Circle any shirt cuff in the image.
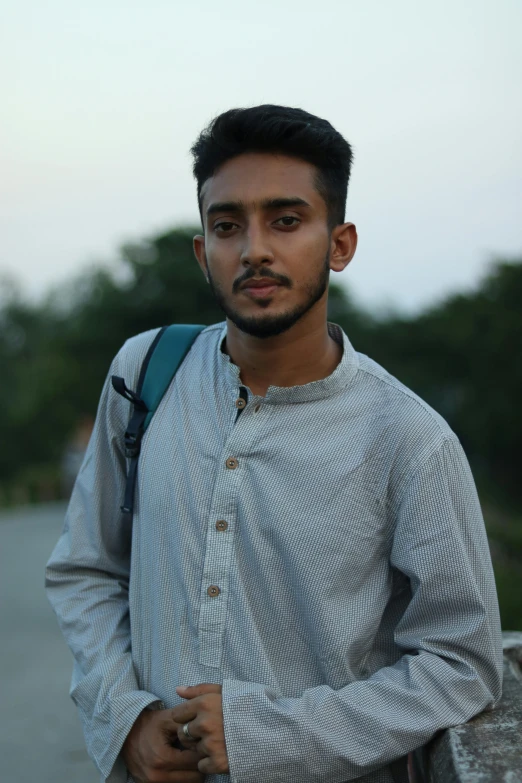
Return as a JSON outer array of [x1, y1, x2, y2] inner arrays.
[[222, 678, 298, 783], [93, 691, 165, 783]]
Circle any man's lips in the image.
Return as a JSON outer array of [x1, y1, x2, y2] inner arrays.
[[240, 279, 283, 289], [240, 281, 282, 299]]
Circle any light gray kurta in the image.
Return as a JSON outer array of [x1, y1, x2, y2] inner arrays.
[[46, 321, 503, 783]]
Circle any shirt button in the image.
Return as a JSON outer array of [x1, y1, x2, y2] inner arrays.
[[225, 457, 239, 469], [216, 520, 228, 531], [235, 398, 246, 409], [207, 585, 221, 597], [254, 404, 261, 413]]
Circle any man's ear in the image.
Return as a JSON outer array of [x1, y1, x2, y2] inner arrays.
[[193, 234, 209, 281], [329, 223, 358, 273]]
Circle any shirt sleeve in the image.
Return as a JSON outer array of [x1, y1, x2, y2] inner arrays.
[[45, 350, 161, 783], [221, 436, 504, 783]]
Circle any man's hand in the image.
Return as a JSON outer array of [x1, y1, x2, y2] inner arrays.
[[121, 707, 205, 783], [171, 683, 229, 776]]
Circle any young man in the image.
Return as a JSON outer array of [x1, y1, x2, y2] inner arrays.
[[46, 106, 503, 783]]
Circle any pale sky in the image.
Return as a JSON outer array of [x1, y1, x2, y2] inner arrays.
[[2, 0, 521, 313]]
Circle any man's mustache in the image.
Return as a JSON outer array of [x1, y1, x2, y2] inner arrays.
[[233, 271, 291, 291]]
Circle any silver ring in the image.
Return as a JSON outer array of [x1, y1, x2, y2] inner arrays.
[[182, 722, 196, 741]]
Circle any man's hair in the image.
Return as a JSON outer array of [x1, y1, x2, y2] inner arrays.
[[191, 105, 353, 229]]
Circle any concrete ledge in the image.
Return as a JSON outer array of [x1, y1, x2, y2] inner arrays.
[[424, 632, 522, 783]]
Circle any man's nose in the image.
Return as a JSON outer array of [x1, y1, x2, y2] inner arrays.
[[239, 225, 275, 268]]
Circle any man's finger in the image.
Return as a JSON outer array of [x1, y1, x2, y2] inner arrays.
[[198, 754, 228, 775], [176, 721, 200, 746], [176, 683, 222, 698], [166, 731, 197, 752], [198, 755, 214, 775], [169, 699, 200, 723]]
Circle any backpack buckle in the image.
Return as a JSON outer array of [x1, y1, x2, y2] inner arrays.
[[124, 430, 142, 459]]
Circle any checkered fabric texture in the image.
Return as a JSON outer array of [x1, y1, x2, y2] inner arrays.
[[45, 321, 503, 783]]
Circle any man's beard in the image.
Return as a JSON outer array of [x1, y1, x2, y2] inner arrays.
[[206, 252, 331, 339]]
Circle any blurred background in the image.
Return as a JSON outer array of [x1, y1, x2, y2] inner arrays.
[[1, 1, 521, 780]]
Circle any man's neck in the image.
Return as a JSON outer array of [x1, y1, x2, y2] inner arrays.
[[222, 319, 343, 398]]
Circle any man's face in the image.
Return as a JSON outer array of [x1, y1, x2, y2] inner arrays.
[[194, 152, 336, 339]]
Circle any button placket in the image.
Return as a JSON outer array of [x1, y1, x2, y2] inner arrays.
[[198, 390, 268, 668]]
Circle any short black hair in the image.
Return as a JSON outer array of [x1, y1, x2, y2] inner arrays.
[[191, 105, 354, 229]]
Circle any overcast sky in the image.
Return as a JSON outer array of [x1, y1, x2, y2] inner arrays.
[[2, 0, 521, 313]]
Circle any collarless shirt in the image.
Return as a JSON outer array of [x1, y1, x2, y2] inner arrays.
[[46, 321, 503, 783]]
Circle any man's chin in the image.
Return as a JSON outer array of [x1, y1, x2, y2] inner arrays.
[[226, 311, 300, 339]]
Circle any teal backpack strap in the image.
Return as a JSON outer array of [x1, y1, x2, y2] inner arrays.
[[111, 323, 205, 522], [140, 324, 206, 428]]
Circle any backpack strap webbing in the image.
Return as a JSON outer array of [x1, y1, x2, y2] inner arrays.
[[111, 323, 206, 523]]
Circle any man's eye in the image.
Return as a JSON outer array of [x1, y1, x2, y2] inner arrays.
[[215, 222, 237, 232], [275, 216, 300, 227]]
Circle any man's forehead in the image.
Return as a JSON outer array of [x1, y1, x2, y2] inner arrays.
[[199, 152, 320, 212]]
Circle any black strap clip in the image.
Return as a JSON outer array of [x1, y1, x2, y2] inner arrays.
[[111, 376, 148, 410], [112, 375, 149, 458], [111, 376, 150, 516]]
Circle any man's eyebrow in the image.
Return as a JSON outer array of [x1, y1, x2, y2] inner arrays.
[[206, 197, 311, 217], [260, 197, 311, 210], [206, 201, 244, 217]]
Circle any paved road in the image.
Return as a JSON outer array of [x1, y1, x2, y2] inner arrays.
[[0, 503, 98, 782]]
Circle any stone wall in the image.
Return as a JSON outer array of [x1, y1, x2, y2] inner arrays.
[[418, 631, 522, 782]]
